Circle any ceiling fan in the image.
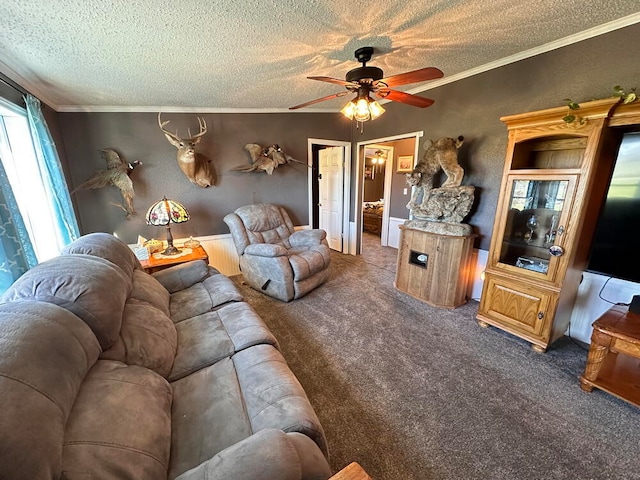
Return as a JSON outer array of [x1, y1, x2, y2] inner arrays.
[[289, 46, 444, 122]]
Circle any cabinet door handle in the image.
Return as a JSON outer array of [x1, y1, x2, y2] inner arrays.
[[538, 311, 545, 319], [549, 245, 564, 257]]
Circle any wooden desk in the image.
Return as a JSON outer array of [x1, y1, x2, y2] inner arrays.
[[139, 245, 209, 274], [329, 462, 372, 480], [579, 304, 640, 407]]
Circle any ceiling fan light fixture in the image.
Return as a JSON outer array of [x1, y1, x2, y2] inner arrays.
[[369, 99, 385, 119], [341, 100, 357, 119], [342, 93, 385, 123], [354, 97, 371, 122], [372, 149, 386, 164]]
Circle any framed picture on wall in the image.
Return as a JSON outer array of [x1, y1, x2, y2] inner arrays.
[[397, 155, 414, 172]]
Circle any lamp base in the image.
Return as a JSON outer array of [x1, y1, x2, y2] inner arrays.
[[161, 245, 181, 256]]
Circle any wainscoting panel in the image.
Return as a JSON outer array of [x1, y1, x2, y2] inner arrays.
[[176, 234, 240, 277], [387, 217, 406, 249]]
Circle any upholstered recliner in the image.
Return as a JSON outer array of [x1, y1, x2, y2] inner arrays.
[[224, 204, 331, 302]]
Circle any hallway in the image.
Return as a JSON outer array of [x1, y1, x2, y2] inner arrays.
[[360, 231, 398, 273]]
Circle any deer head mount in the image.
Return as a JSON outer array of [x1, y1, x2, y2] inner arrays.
[[157, 113, 216, 187]]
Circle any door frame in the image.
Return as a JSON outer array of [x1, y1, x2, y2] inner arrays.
[[355, 131, 424, 254], [307, 138, 351, 253], [362, 144, 394, 246]]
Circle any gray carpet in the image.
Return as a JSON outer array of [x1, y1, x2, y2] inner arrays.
[[231, 247, 640, 480]]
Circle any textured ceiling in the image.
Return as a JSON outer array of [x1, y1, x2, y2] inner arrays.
[[1, 1, 639, 112]]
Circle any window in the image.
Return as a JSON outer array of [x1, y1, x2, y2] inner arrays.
[[0, 97, 72, 262]]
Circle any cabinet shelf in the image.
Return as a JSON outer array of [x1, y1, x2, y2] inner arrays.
[[502, 238, 552, 251]]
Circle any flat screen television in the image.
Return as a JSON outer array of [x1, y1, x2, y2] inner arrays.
[[587, 131, 640, 283]]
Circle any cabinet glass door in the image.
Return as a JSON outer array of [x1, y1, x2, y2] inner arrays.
[[495, 175, 577, 281]]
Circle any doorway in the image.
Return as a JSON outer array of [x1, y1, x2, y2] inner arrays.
[[362, 144, 394, 246], [307, 138, 351, 253], [356, 131, 424, 255]]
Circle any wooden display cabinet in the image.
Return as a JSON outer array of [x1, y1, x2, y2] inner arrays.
[[395, 224, 476, 308], [477, 98, 622, 351]]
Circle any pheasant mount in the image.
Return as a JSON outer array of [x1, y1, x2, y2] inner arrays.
[[71, 148, 141, 219]]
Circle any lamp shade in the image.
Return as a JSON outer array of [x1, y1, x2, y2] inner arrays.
[[146, 197, 190, 226], [145, 197, 190, 256]]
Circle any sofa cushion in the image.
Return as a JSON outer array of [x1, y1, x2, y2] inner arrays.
[[152, 260, 210, 294], [61, 231, 142, 277], [101, 299, 177, 378], [169, 344, 327, 478], [288, 246, 331, 281], [170, 274, 243, 323], [174, 430, 332, 480], [131, 269, 171, 317], [233, 344, 328, 457], [62, 360, 172, 479], [168, 302, 278, 382], [0, 254, 131, 350], [0, 301, 101, 479], [169, 356, 253, 479]]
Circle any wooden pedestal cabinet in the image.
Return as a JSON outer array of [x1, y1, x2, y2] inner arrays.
[[395, 225, 475, 308], [478, 98, 623, 352]]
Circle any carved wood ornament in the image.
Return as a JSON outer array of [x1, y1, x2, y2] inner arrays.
[[157, 113, 216, 187]]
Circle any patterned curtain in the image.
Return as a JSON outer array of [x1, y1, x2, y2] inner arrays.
[[0, 159, 37, 294], [25, 94, 79, 244]]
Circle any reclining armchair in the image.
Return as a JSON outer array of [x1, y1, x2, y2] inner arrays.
[[224, 204, 331, 302]]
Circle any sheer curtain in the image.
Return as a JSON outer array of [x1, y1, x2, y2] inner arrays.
[[25, 94, 79, 245], [0, 159, 37, 293]]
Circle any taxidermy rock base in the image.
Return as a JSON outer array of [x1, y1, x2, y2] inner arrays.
[[405, 136, 475, 236]]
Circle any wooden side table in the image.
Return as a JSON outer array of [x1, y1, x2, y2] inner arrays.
[[139, 245, 209, 274], [329, 462, 372, 480], [579, 304, 640, 407]]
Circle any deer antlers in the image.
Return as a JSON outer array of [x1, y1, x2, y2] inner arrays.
[[157, 113, 215, 187]]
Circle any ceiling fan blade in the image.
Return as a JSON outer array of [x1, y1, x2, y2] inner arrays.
[[376, 89, 435, 108], [289, 91, 351, 110], [308, 76, 359, 88], [377, 67, 444, 87]]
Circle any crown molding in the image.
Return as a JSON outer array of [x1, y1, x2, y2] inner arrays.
[[55, 105, 342, 113], [405, 12, 640, 97], [0, 59, 60, 110]]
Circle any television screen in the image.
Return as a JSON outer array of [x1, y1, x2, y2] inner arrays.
[[587, 131, 640, 283]]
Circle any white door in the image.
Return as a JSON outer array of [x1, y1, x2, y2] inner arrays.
[[319, 146, 344, 251]]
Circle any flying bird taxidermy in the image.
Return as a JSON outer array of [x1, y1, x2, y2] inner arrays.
[[158, 113, 216, 187], [230, 144, 307, 175], [72, 148, 141, 218]]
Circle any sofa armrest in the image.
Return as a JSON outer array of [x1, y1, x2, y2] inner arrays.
[[244, 243, 288, 257], [151, 260, 209, 293], [289, 229, 326, 248], [174, 429, 331, 480]]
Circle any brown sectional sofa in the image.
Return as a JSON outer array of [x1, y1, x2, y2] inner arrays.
[[0, 233, 331, 479]]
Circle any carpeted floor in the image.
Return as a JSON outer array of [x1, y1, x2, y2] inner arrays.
[[231, 242, 640, 480]]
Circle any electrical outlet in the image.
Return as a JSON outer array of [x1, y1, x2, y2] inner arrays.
[[403, 188, 408, 195]]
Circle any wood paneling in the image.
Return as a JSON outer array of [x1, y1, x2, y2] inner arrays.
[[395, 226, 475, 308]]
